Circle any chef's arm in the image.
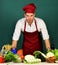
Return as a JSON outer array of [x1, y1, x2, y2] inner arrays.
[[12, 20, 21, 49], [12, 40, 18, 49], [44, 39, 51, 51]]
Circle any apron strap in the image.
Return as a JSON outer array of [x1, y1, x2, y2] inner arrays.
[[24, 20, 26, 32], [34, 19, 38, 31]]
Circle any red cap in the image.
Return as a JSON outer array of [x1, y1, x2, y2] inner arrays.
[[23, 3, 36, 13]]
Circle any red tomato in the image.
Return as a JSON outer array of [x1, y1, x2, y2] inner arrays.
[[20, 55, 24, 59], [0, 56, 5, 63], [17, 49, 24, 59]]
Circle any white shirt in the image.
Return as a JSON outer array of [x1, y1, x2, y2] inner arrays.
[[12, 17, 49, 41]]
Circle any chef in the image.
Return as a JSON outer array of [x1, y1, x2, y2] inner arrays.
[[12, 3, 51, 55]]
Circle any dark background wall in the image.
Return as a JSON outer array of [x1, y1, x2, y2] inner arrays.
[[0, 0, 58, 51]]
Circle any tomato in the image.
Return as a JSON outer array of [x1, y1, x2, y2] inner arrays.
[[20, 55, 24, 59], [0, 56, 5, 63], [17, 49, 24, 59]]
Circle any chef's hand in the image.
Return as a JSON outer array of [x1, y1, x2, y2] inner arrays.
[[45, 39, 51, 51], [11, 48, 17, 54], [47, 47, 51, 51], [12, 40, 17, 49], [11, 40, 17, 54]]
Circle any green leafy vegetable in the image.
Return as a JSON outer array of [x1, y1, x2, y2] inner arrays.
[[52, 49, 58, 60], [4, 51, 14, 62], [4, 51, 21, 62]]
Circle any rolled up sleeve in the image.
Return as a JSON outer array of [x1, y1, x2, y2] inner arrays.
[[40, 20, 49, 40], [12, 21, 21, 41]]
